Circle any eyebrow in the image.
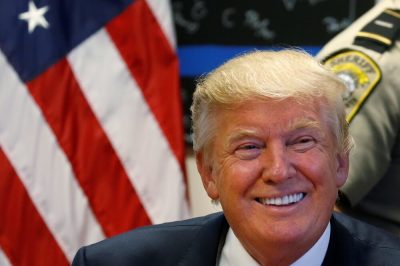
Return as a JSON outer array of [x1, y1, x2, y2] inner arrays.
[[226, 129, 260, 147], [225, 117, 323, 148], [288, 117, 322, 132]]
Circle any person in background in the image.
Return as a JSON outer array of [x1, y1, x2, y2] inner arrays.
[[72, 49, 400, 265], [317, 0, 400, 236]]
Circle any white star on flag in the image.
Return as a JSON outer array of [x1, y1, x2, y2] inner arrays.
[[19, 1, 49, 33]]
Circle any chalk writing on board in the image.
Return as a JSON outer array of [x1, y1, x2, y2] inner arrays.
[[173, 0, 362, 41], [243, 10, 275, 41], [322, 0, 356, 33], [173, 0, 207, 34], [173, 3, 276, 40], [323, 17, 351, 33], [221, 7, 235, 28], [282, 0, 326, 11]]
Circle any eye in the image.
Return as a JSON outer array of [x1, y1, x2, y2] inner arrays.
[[290, 136, 316, 152], [234, 143, 262, 160], [298, 137, 314, 144], [240, 144, 258, 150]]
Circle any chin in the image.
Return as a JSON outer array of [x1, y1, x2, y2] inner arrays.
[[259, 219, 318, 244]]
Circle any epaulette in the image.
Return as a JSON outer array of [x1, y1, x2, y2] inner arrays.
[[353, 9, 400, 53]]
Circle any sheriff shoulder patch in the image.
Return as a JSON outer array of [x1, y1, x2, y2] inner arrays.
[[323, 50, 382, 122]]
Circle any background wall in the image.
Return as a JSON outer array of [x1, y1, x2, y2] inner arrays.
[[186, 150, 222, 217]]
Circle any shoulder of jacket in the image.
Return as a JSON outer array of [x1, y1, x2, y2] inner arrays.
[[333, 213, 400, 251], [74, 213, 226, 265], [317, 2, 400, 122], [318, 0, 400, 60]]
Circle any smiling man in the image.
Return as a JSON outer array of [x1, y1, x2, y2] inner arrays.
[[198, 98, 347, 265], [73, 50, 400, 266]]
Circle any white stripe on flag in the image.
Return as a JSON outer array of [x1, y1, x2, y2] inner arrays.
[[0, 247, 11, 266], [0, 51, 105, 261], [145, 0, 176, 49], [68, 29, 190, 224]]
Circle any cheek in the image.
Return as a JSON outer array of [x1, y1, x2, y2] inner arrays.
[[296, 153, 338, 188], [217, 160, 262, 196]]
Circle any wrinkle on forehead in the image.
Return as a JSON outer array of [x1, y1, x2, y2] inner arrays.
[[289, 117, 323, 132], [225, 116, 323, 141]]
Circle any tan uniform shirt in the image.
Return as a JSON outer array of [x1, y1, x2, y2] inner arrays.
[[317, 0, 400, 235]]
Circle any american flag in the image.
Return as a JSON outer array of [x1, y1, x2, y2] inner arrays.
[[0, 0, 190, 264]]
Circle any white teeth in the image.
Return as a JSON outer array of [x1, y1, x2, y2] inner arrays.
[[260, 193, 305, 206]]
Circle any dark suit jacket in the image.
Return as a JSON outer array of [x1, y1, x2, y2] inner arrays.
[[72, 212, 400, 265]]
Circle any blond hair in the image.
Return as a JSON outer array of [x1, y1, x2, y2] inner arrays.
[[191, 49, 352, 157]]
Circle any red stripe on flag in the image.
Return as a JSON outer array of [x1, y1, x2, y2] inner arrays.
[[106, 0, 186, 173], [0, 149, 69, 266], [26, 59, 151, 236]]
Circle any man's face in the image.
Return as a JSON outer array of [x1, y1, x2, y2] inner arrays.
[[197, 98, 348, 259]]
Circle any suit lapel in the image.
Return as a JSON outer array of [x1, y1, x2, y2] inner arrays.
[[322, 214, 361, 266], [179, 213, 229, 266]]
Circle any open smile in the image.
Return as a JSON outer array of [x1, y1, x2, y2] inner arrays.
[[257, 193, 306, 206]]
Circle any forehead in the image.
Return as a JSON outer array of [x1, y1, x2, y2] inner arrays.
[[215, 100, 336, 150], [215, 99, 324, 131], [226, 117, 323, 141]]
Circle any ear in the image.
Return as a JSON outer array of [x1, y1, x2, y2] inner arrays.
[[196, 151, 219, 200], [335, 151, 349, 187]]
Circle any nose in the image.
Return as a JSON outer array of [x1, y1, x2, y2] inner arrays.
[[261, 142, 296, 184]]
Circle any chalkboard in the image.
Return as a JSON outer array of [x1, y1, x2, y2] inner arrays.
[[173, 0, 375, 45]]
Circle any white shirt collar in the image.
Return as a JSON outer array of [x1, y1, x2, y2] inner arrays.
[[219, 223, 331, 266]]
